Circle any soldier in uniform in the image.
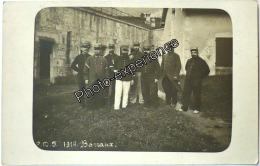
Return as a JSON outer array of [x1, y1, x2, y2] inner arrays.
[[161, 44, 182, 108], [71, 42, 91, 109], [105, 43, 119, 105], [129, 42, 144, 104], [84, 43, 109, 110], [114, 45, 134, 110], [179, 47, 210, 114], [140, 44, 161, 109]]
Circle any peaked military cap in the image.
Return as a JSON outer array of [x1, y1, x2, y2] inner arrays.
[[143, 43, 151, 51], [81, 41, 91, 48], [133, 42, 140, 47], [121, 45, 129, 51], [94, 43, 102, 50], [100, 44, 107, 49], [108, 43, 115, 49], [190, 47, 198, 52]]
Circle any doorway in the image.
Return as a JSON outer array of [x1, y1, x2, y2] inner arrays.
[[39, 40, 54, 79]]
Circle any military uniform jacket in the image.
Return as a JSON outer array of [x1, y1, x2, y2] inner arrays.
[[84, 55, 109, 86], [114, 56, 134, 81], [140, 59, 160, 80], [132, 50, 144, 72], [161, 52, 182, 92], [71, 53, 91, 80], [185, 57, 210, 79], [161, 52, 181, 81], [105, 53, 119, 78]]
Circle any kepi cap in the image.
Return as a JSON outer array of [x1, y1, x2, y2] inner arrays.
[[94, 43, 102, 50], [190, 47, 198, 52], [121, 45, 129, 51], [108, 43, 115, 49], [81, 41, 91, 48], [143, 43, 151, 51], [100, 44, 107, 49], [133, 42, 140, 47]]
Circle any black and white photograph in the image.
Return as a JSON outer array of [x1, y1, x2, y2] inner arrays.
[[33, 7, 232, 152], [2, 0, 258, 165]]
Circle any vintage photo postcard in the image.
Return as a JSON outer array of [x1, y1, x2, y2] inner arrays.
[[2, 0, 258, 165]]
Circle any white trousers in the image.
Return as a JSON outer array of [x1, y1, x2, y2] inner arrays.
[[114, 80, 131, 110]]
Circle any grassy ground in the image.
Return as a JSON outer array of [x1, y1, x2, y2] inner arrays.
[[177, 75, 232, 121], [33, 75, 232, 151]]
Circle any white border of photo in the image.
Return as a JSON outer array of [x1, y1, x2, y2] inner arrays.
[[2, 0, 258, 165]]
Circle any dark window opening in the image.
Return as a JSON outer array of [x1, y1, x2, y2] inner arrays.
[[216, 38, 232, 67]]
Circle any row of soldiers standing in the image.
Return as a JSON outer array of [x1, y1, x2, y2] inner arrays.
[[71, 41, 210, 113]]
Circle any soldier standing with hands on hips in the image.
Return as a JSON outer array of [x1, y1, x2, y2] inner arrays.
[[178, 47, 210, 114], [84, 43, 109, 110], [71, 42, 92, 110], [161, 43, 182, 109]]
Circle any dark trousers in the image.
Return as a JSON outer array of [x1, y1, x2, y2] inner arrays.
[[141, 74, 159, 107], [77, 78, 86, 107], [87, 86, 105, 109], [104, 72, 116, 105], [109, 80, 116, 105], [104, 78, 116, 105], [162, 76, 178, 105], [181, 76, 202, 111]]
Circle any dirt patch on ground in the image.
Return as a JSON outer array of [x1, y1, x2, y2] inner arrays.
[[180, 109, 231, 150]]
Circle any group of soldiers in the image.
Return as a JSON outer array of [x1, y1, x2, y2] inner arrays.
[[71, 41, 210, 114]]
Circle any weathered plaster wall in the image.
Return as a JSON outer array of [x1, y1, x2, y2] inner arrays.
[[151, 28, 164, 64], [183, 9, 232, 75], [35, 7, 150, 83], [162, 8, 232, 75]]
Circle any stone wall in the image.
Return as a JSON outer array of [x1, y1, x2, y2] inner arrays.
[[34, 7, 151, 83]]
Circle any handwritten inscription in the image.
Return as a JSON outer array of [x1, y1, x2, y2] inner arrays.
[[79, 140, 115, 148], [36, 140, 115, 149], [36, 141, 58, 148]]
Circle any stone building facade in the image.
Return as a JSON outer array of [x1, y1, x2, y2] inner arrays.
[[34, 7, 151, 83], [34, 7, 232, 84]]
